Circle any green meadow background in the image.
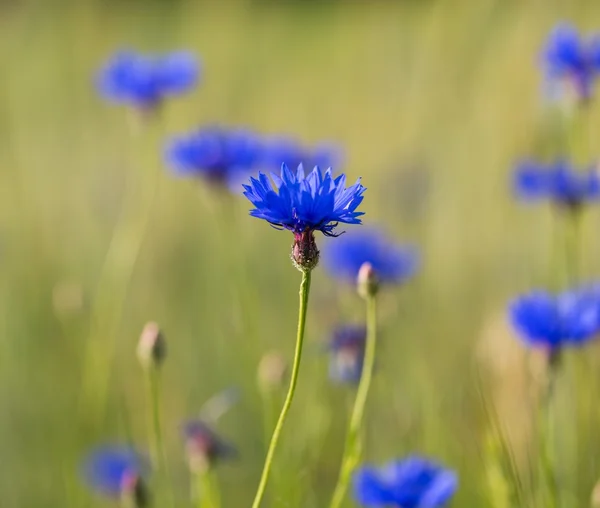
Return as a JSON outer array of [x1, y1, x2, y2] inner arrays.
[[3, 0, 600, 506]]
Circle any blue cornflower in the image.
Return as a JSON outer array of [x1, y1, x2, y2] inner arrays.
[[323, 227, 419, 286], [97, 49, 200, 108], [182, 419, 237, 473], [83, 446, 148, 502], [165, 126, 263, 188], [542, 23, 600, 102], [510, 286, 600, 353], [513, 159, 600, 208], [328, 325, 366, 384], [243, 164, 366, 270], [261, 136, 341, 173], [353, 456, 458, 508]]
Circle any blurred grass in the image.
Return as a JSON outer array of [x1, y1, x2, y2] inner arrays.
[[3, 0, 600, 506]]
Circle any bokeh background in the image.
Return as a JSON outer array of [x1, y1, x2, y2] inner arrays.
[[3, 0, 600, 506]]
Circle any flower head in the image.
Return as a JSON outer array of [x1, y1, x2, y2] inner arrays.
[[165, 126, 262, 188], [513, 159, 600, 208], [97, 49, 200, 109], [261, 136, 341, 173], [353, 456, 458, 508], [182, 419, 237, 473], [243, 164, 365, 270], [328, 325, 366, 384], [323, 227, 418, 286], [542, 23, 600, 102], [83, 446, 148, 504], [510, 286, 600, 352]]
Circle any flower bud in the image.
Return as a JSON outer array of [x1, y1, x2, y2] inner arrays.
[[357, 262, 379, 298], [257, 351, 288, 392], [137, 322, 167, 369], [120, 473, 149, 508], [183, 420, 237, 474], [291, 231, 319, 272]]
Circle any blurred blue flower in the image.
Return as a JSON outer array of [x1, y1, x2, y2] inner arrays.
[[328, 324, 366, 384], [513, 159, 600, 207], [542, 23, 600, 101], [183, 419, 237, 472], [510, 286, 600, 351], [97, 49, 200, 108], [261, 136, 341, 173], [323, 227, 419, 285], [165, 126, 263, 188], [83, 446, 147, 498], [243, 164, 365, 236], [353, 456, 458, 508]]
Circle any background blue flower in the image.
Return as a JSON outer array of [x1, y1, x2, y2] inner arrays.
[[83, 446, 147, 497], [243, 164, 365, 236], [512, 159, 600, 207], [542, 23, 600, 100], [353, 456, 458, 508], [97, 49, 200, 108], [183, 419, 237, 471], [165, 126, 263, 188], [509, 286, 600, 350], [323, 227, 419, 284], [328, 324, 366, 384]]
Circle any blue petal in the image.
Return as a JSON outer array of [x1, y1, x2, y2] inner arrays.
[[243, 164, 366, 234], [323, 227, 419, 284], [83, 446, 146, 497]]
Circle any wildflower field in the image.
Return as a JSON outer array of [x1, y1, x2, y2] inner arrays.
[[4, 0, 600, 506]]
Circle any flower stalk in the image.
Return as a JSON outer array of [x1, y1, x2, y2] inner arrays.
[[251, 269, 312, 508], [330, 263, 379, 508]]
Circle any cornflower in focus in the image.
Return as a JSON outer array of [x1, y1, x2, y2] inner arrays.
[[542, 23, 600, 103], [97, 49, 200, 109], [243, 164, 365, 271], [261, 136, 341, 173], [328, 324, 367, 384], [353, 456, 458, 508], [323, 227, 419, 287], [513, 159, 600, 209], [509, 285, 600, 363], [182, 419, 237, 473], [83, 446, 149, 506], [165, 126, 263, 189]]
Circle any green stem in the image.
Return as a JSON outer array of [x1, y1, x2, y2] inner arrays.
[[563, 209, 581, 286], [251, 269, 312, 508], [329, 293, 378, 508], [145, 366, 175, 508], [197, 469, 220, 508], [540, 361, 559, 508], [146, 367, 165, 468]]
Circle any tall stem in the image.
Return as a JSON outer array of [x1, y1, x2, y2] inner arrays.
[[540, 362, 559, 508], [251, 270, 312, 508], [145, 366, 175, 508], [563, 209, 581, 286], [146, 367, 166, 469], [197, 469, 220, 508], [329, 293, 378, 508]]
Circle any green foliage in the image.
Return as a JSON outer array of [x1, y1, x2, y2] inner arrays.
[[2, 0, 600, 506]]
